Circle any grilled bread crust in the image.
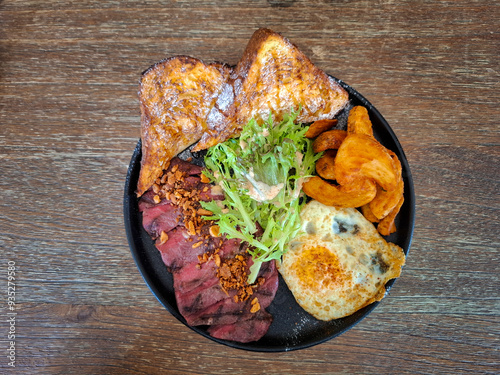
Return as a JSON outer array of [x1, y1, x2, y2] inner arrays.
[[137, 29, 349, 195], [193, 28, 349, 151], [136, 56, 231, 196]]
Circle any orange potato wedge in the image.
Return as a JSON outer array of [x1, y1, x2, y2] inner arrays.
[[360, 203, 381, 223], [305, 119, 338, 138], [302, 176, 377, 208], [347, 105, 374, 137], [312, 129, 347, 153], [377, 196, 404, 236], [334, 133, 398, 192], [315, 150, 337, 180], [369, 149, 404, 220]]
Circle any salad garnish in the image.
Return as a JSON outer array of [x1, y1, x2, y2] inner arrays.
[[201, 110, 320, 283]]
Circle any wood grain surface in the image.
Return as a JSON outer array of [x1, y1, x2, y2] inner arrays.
[[1, 0, 498, 374]]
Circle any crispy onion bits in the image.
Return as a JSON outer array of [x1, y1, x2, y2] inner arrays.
[[198, 250, 265, 311], [153, 160, 265, 311]]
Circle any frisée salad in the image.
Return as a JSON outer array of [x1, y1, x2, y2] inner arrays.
[[200, 110, 320, 283]]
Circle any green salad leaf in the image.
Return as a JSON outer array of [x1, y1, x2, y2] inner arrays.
[[200, 110, 320, 283]]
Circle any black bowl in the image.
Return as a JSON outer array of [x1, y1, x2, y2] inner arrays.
[[123, 77, 415, 352]]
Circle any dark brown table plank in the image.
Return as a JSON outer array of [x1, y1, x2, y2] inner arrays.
[[1, 0, 498, 373]]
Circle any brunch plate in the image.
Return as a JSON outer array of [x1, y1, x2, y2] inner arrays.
[[123, 77, 415, 352]]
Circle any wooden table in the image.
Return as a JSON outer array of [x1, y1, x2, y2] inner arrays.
[[1, 1, 498, 374]]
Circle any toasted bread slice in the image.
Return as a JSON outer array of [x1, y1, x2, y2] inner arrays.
[[136, 56, 231, 196], [193, 28, 349, 151]]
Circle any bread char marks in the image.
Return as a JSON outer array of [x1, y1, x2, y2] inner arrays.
[[193, 28, 349, 151], [137, 56, 231, 196], [137, 29, 349, 195]]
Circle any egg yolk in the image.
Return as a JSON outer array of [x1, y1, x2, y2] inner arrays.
[[293, 246, 344, 292]]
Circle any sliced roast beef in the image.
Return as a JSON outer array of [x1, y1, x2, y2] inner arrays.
[[181, 175, 208, 192], [155, 226, 217, 271], [139, 199, 181, 238], [199, 184, 225, 201], [172, 256, 220, 296], [139, 158, 279, 343], [138, 189, 157, 208], [184, 290, 273, 327], [169, 157, 203, 176], [174, 258, 278, 327], [218, 237, 245, 258], [186, 294, 254, 327], [245, 259, 279, 310], [207, 310, 273, 343]]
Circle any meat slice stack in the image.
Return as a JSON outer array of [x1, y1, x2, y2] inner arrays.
[[138, 157, 279, 343]]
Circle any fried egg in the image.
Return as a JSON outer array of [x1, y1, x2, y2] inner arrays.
[[279, 200, 405, 321]]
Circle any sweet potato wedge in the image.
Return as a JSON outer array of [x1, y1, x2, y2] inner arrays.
[[347, 105, 374, 137], [315, 150, 337, 180], [369, 149, 404, 220], [360, 203, 381, 223], [302, 176, 377, 208], [377, 196, 404, 236], [312, 129, 347, 153], [334, 133, 398, 192], [305, 119, 338, 138]]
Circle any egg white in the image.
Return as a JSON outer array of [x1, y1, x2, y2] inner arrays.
[[279, 200, 405, 321]]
